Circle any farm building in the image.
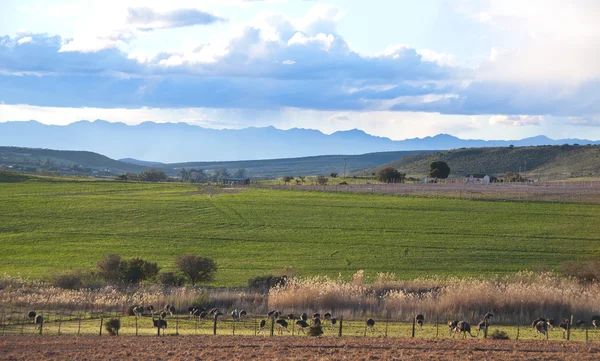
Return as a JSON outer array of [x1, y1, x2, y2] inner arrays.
[[465, 174, 496, 184]]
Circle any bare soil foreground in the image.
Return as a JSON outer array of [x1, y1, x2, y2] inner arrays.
[[1, 336, 599, 361]]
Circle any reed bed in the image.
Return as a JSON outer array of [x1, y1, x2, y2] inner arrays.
[[268, 271, 600, 323], [0, 274, 267, 314]]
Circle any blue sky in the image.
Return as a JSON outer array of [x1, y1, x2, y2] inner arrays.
[[0, 0, 599, 140]]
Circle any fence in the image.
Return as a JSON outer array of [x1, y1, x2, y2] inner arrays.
[[2, 307, 599, 342]]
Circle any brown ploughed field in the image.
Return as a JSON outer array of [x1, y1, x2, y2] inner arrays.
[[1, 336, 599, 361]]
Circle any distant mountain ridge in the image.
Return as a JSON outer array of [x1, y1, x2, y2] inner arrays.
[[1, 120, 598, 163]]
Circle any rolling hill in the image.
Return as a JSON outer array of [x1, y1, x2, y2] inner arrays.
[[360, 144, 600, 180]]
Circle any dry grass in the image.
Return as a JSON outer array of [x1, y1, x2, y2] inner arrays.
[[269, 271, 600, 323], [0, 274, 266, 314]]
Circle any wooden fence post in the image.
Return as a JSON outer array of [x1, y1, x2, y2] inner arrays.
[[116, 316, 120, 336], [1, 311, 5, 336], [20, 315, 25, 335], [233, 318, 236, 336], [385, 318, 389, 338], [411, 318, 415, 338], [516, 321, 519, 341], [135, 317, 138, 336], [176, 315, 179, 336], [99, 317, 104, 336], [484, 320, 488, 339], [567, 315, 573, 341], [58, 313, 62, 335], [213, 315, 218, 336], [78, 314, 82, 336], [435, 316, 439, 338], [338, 316, 343, 337], [254, 317, 257, 337], [270, 317, 275, 337], [39, 319, 43, 336]]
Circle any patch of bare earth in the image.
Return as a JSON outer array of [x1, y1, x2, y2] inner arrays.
[[1, 336, 598, 360]]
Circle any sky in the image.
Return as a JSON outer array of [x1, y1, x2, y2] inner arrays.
[[0, 0, 599, 140]]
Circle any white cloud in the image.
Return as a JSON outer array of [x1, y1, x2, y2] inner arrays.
[[17, 37, 32, 45], [489, 115, 544, 126]]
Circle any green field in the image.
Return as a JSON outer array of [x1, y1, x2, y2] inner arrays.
[[1, 179, 599, 286]]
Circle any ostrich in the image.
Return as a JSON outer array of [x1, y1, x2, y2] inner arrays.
[[259, 319, 267, 335], [366, 318, 375, 332], [559, 319, 569, 338], [448, 320, 459, 336], [240, 310, 247, 320], [330, 318, 337, 330], [313, 317, 322, 327], [168, 305, 176, 316], [576, 320, 586, 329], [209, 308, 219, 316], [152, 313, 167, 334], [296, 319, 310, 333], [592, 315, 600, 329], [415, 314, 424, 329], [454, 321, 475, 338], [231, 309, 239, 321], [160, 311, 167, 320], [27, 311, 36, 323], [133, 306, 144, 318], [324, 312, 332, 321], [276, 319, 289, 334], [476, 320, 488, 337], [535, 320, 549, 338], [301, 313, 308, 322], [313, 313, 321, 320], [286, 313, 296, 320], [483, 313, 494, 322], [34, 315, 43, 329]]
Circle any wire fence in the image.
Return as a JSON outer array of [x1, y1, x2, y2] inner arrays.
[[2, 307, 599, 342]]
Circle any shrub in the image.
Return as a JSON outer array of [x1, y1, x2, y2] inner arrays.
[[138, 169, 168, 182], [308, 325, 323, 336], [105, 318, 121, 336], [489, 329, 510, 340], [159, 272, 186, 287], [377, 167, 405, 183], [97, 254, 123, 283], [316, 176, 328, 185], [248, 275, 288, 290], [175, 255, 217, 285], [561, 260, 600, 283], [53, 273, 83, 290]]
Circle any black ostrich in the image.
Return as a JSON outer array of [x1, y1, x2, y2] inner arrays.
[[448, 320, 459, 336], [231, 309, 239, 321], [301, 313, 308, 322], [534, 320, 549, 338], [27, 311, 36, 323], [559, 319, 569, 338], [576, 320, 586, 329], [483, 313, 494, 321], [454, 321, 475, 338], [240, 310, 247, 319], [313, 317, 321, 327], [296, 319, 310, 333], [34, 315, 43, 329], [286, 313, 296, 320], [313, 313, 321, 320], [259, 319, 267, 335], [276, 319, 289, 334], [366, 318, 375, 332], [160, 311, 167, 319], [415, 314, 424, 329], [152, 313, 167, 335]]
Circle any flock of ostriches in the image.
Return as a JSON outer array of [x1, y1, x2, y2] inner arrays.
[[24, 308, 600, 339]]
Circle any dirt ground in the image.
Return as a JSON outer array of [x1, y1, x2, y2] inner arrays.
[[1, 336, 599, 361]]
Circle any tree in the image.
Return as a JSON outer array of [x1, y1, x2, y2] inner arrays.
[[376, 167, 405, 183], [138, 169, 168, 182], [189, 169, 207, 183], [175, 255, 217, 285], [316, 175, 328, 185], [179, 168, 189, 182], [97, 254, 123, 283], [282, 175, 293, 184], [211, 168, 230, 182], [121, 257, 159, 284], [233, 168, 247, 178], [428, 161, 450, 179], [330, 172, 338, 178]]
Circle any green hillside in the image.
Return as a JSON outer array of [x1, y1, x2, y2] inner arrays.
[[361, 145, 600, 180], [0, 178, 597, 286], [159, 150, 435, 178], [0, 147, 147, 174]]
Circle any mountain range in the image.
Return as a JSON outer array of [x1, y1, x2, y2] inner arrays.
[[1, 120, 599, 163]]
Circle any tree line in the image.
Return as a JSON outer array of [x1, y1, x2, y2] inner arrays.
[[117, 168, 248, 183]]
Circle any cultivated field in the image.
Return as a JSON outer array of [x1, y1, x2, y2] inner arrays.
[[1, 336, 599, 360], [1, 179, 600, 285]]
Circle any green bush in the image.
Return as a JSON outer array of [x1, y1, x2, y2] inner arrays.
[[159, 272, 186, 286], [489, 329, 510, 340], [105, 318, 121, 336], [247, 275, 288, 290]]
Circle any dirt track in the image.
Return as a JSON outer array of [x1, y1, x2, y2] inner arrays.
[[1, 336, 599, 360]]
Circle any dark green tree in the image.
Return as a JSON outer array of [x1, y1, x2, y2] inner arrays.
[[376, 167, 405, 183], [233, 168, 247, 178], [121, 257, 160, 284], [97, 254, 123, 283], [175, 255, 217, 285], [282, 175, 293, 184], [138, 169, 168, 182], [428, 161, 450, 179]]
